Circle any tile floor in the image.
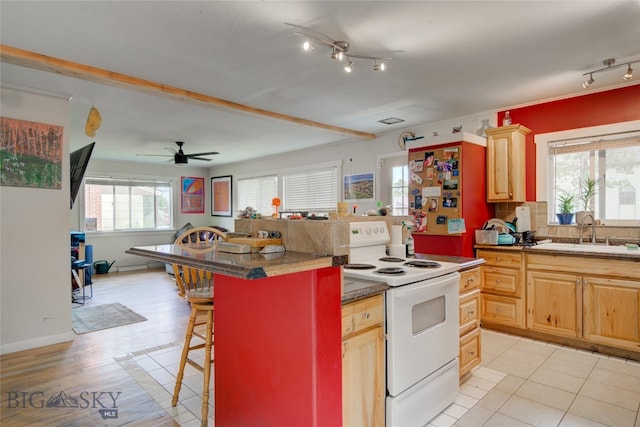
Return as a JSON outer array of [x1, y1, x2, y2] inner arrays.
[[116, 329, 640, 427]]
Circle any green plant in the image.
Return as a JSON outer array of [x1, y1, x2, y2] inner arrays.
[[557, 193, 575, 214], [579, 177, 597, 211]]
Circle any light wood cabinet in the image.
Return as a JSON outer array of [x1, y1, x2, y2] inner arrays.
[[459, 267, 482, 377], [526, 253, 640, 356], [583, 276, 640, 352], [342, 294, 385, 427], [477, 249, 525, 328], [526, 271, 582, 338], [485, 125, 531, 202]]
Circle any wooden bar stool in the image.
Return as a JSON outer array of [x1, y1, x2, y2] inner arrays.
[[171, 264, 214, 427]]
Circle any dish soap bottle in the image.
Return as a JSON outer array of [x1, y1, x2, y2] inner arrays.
[[406, 233, 415, 257]]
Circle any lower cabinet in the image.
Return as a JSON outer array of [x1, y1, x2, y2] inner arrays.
[[342, 294, 385, 427], [459, 267, 482, 377], [526, 271, 582, 338]]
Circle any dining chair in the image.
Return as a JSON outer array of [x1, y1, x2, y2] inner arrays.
[[173, 226, 226, 296], [171, 263, 215, 427]]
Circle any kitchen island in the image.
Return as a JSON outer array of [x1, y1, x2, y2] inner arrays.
[[127, 243, 346, 427]]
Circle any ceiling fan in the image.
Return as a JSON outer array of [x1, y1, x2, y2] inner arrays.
[[137, 141, 219, 165]]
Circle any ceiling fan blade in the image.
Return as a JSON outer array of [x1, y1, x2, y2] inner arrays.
[[188, 156, 214, 161], [186, 151, 219, 157], [164, 147, 178, 154]]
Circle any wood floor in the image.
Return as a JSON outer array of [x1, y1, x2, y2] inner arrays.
[[0, 268, 189, 426]]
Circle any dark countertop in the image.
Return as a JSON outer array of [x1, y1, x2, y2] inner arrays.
[[127, 243, 347, 280], [475, 243, 640, 261], [342, 278, 389, 305], [415, 253, 486, 270]]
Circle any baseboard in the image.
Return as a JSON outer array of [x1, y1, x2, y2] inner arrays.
[[116, 262, 164, 272], [0, 331, 75, 356]]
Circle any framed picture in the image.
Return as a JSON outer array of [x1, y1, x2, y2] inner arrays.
[[181, 176, 205, 214], [211, 175, 232, 216], [344, 173, 374, 200]]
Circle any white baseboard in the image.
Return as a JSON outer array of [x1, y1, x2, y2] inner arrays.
[[116, 262, 164, 272], [0, 331, 75, 356]]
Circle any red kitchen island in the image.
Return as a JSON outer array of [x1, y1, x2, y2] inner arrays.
[[127, 243, 345, 427]]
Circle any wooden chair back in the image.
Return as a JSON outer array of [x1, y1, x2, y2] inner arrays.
[[174, 226, 227, 245], [172, 264, 214, 304]]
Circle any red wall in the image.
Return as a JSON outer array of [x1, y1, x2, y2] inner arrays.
[[497, 84, 640, 200]]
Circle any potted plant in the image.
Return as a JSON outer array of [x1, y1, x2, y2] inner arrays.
[[556, 193, 575, 225], [575, 177, 597, 225]]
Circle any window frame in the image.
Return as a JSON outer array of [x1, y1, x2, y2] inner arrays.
[[81, 175, 174, 233], [535, 120, 640, 226]]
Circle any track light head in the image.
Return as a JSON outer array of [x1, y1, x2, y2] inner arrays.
[[582, 73, 594, 88], [345, 60, 354, 73], [302, 40, 311, 51], [624, 64, 633, 80], [374, 61, 385, 71]]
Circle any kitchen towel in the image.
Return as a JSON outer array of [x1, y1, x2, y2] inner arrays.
[[391, 225, 403, 245]]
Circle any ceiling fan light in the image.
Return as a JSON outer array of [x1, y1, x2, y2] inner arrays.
[[623, 64, 633, 80]]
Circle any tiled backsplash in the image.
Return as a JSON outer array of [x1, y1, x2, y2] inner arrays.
[[494, 201, 640, 244]]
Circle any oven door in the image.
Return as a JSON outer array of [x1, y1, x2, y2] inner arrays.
[[386, 271, 460, 396]]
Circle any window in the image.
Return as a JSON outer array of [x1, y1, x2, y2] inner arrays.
[[548, 133, 640, 223], [237, 175, 278, 216], [378, 154, 409, 216], [236, 163, 339, 217], [84, 177, 172, 231]]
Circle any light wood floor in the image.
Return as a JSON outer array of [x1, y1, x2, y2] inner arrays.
[[0, 268, 189, 426]]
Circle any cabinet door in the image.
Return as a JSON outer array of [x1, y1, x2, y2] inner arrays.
[[481, 293, 524, 328], [460, 289, 481, 336], [486, 132, 513, 202], [482, 267, 521, 297], [343, 327, 385, 427], [459, 328, 481, 377], [527, 271, 582, 337], [460, 268, 481, 293], [583, 276, 640, 351]]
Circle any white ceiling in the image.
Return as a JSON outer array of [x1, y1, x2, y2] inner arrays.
[[1, 1, 639, 167]]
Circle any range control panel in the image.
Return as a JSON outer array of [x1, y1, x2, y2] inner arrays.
[[348, 221, 390, 248]]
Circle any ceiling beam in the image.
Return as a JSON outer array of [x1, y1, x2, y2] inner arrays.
[[0, 44, 376, 140]]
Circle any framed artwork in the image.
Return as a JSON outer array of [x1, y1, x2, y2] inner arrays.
[[211, 175, 232, 216], [0, 116, 63, 189], [344, 173, 374, 200], [181, 176, 205, 214]]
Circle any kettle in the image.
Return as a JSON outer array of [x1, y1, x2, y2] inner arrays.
[[94, 260, 115, 274]]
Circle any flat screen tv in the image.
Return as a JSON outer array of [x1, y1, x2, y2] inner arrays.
[[70, 142, 95, 209]]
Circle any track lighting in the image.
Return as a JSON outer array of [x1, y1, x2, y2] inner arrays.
[[293, 29, 391, 74], [582, 73, 594, 88], [581, 58, 639, 88], [344, 60, 354, 73]]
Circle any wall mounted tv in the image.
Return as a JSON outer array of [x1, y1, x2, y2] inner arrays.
[[70, 142, 95, 209]]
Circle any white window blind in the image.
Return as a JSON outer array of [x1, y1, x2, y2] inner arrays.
[[237, 175, 278, 216], [283, 166, 338, 211]]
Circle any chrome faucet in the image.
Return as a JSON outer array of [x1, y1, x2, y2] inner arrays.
[[579, 212, 596, 244]]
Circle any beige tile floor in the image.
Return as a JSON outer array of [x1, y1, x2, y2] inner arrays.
[[117, 329, 640, 427]]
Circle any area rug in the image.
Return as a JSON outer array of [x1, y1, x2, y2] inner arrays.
[[72, 302, 147, 334]]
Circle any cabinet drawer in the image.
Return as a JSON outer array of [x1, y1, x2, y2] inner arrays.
[[460, 289, 481, 336], [477, 250, 522, 268], [481, 294, 524, 328], [459, 328, 481, 377], [342, 294, 384, 337], [482, 267, 521, 297], [460, 268, 481, 293]]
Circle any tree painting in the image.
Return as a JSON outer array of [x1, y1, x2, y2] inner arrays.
[[0, 117, 63, 189]]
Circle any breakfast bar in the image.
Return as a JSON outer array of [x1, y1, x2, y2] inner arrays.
[[127, 243, 346, 427]]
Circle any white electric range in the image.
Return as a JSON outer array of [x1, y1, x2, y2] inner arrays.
[[343, 221, 460, 427]]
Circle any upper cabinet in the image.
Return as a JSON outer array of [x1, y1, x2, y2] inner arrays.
[[485, 125, 531, 202]]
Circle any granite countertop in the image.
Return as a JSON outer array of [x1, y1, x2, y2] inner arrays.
[[342, 278, 389, 305], [415, 253, 486, 270], [474, 243, 640, 261], [126, 243, 347, 280]]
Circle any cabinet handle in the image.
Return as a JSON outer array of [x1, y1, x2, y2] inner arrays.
[[496, 257, 501, 261], [363, 312, 370, 319], [469, 310, 475, 314], [509, 192, 513, 197], [468, 350, 475, 355]]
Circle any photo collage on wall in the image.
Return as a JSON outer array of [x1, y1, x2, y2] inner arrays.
[[408, 144, 463, 235]]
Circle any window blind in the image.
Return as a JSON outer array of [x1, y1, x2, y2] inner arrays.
[[283, 166, 337, 211], [237, 175, 278, 216]]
